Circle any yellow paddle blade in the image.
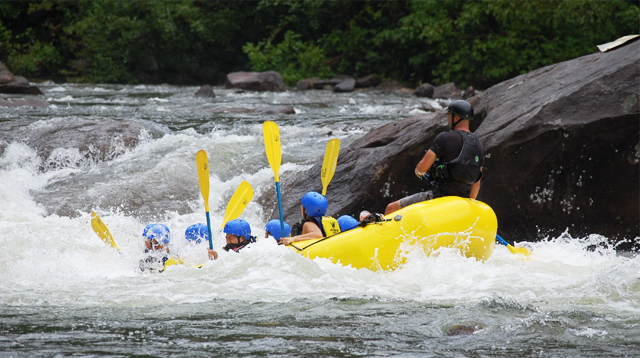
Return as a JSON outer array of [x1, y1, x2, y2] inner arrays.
[[163, 256, 184, 270], [506, 243, 532, 258], [321, 138, 340, 196], [90, 211, 120, 251], [196, 150, 210, 212], [262, 121, 282, 182], [220, 180, 254, 229]]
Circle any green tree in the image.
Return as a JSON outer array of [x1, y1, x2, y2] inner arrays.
[[389, 0, 640, 88]]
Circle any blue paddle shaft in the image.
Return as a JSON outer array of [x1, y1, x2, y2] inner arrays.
[[275, 182, 286, 239], [495, 234, 508, 247], [205, 211, 213, 250]]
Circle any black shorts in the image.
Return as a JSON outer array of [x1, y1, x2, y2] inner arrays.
[[399, 190, 443, 208]]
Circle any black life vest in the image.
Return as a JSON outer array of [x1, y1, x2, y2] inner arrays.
[[223, 236, 256, 252], [429, 130, 483, 196]]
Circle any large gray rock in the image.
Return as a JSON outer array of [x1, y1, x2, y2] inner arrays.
[[0, 62, 44, 95], [265, 40, 640, 242], [225, 71, 286, 92], [0, 118, 160, 171], [333, 78, 356, 93]]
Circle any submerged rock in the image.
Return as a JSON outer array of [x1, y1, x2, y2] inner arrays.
[[0, 98, 50, 107], [194, 85, 215, 98], [0, 118, 161, 170], [225, 71, 287, 92], [268, 40, 639, 242], [206, 105, 295, 115]]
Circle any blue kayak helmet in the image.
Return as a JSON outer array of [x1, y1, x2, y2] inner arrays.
[[301, 191, 328, 217], [143, 224, 169, 240], [265, 219, 291, 240], [337, 215, 359, 231], [223, 219, 251, 239], [145, 224, 171, 244], [185, 223, 209, 244]]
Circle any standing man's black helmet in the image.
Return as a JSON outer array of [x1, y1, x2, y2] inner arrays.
[[444, 100, 474, 120]]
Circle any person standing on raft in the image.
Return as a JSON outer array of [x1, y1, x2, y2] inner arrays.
[[281, 191, 340, 246], [385, 100, 484, 215]]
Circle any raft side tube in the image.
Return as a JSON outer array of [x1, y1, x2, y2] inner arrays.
[[293, 197, 497, 271]]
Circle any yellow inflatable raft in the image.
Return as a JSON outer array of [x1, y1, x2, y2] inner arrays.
[[291, 197, 497, 271]]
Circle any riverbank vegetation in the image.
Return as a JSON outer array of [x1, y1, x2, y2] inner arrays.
[[1, 0, 637, 88]]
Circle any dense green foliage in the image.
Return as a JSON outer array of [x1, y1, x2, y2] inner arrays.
[[1, 0, 638, 88]]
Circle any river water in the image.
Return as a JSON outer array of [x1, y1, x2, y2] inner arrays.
[[0, 84, 638, 357]]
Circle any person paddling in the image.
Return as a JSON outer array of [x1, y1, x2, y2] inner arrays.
[[281, 191, 340, 246], [207, 219, 257, 259], [185, 223, 208, 244], [265, 219, 291, 242], [385, 100, 484, 215]]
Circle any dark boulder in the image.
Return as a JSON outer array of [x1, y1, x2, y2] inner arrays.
[[414, 83, 435, 98], [333, 78, 356, 93], [266, 40, 640, 242], [356, 74, 382, 88], [0, 62, 44, 95], [194, 85, 215, 98], [433, 82, 462, 99], [225, 71, 287, 92]]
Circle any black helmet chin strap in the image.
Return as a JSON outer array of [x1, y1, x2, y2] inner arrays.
[[451, 114, 463, 130]]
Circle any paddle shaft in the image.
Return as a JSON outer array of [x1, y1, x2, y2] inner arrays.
[[495, 234, 509, 246], [206, 211, 213, 250], [275, 182, 286, 238], [263, 121, 286, 240]]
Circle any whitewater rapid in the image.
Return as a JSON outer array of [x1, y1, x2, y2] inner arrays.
[[1, 83, 638, 356]]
